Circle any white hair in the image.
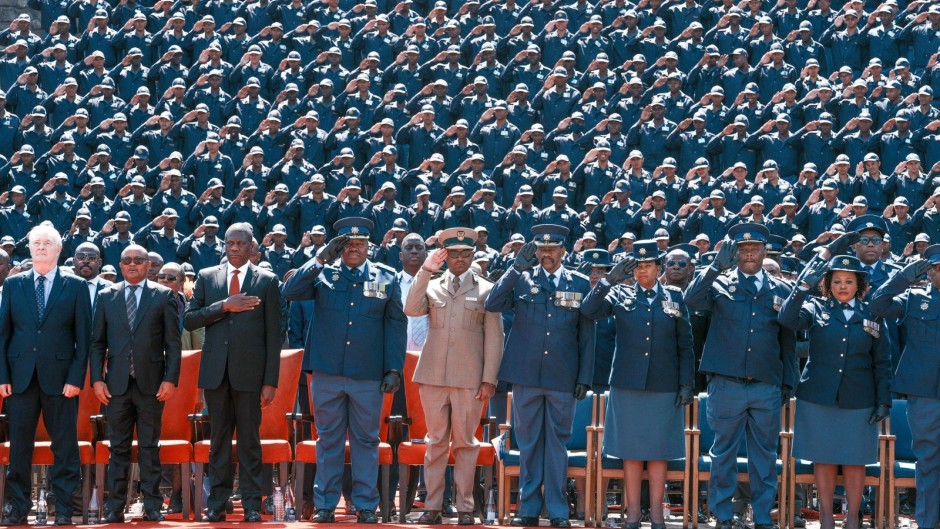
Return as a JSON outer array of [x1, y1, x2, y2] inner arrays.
[[28, 224, 62, 248]]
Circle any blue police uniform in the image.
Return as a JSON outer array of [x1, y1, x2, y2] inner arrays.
[[684, 223, 797, 526], [779, 256, 892, 465], [281, 217, 406, 514], [581, 242, 694, 461], [484, 224, 594, 523]]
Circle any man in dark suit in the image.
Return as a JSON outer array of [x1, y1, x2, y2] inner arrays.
[[72, 242, 112, 311], [90, 244, 182, 523], [0, 224, 91, 526], [184, 222, 282, 523]]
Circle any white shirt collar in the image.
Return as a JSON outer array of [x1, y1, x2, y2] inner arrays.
[[228, 262, 250, 277], [33, 267, 56, 284]]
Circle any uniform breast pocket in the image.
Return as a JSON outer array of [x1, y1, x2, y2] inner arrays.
[[359, 296, 386, 319], [326, 285, 350, 311], [462, 301, 485, 332], [910, 309, 938, 340], [715, 292, 746, 320], [429, 301, 446, 328]]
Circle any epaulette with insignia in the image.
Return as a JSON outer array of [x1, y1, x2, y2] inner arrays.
[[472, 271, 494, 284], [663, 284, 683, 292], [568, 270, 590, 281], [372, 262, 397, 274]]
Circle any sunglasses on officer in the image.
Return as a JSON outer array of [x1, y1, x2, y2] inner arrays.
[[120, 256, 148, 265], [447, 249, 474, 259], [858, 236, 884, 246], [73, 252, 99, 262], [157, 273, 178, 281], [666, 259, 688, 268]]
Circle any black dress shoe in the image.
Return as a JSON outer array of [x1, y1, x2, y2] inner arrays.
[[0, 513, 26, 526], [457, 512, 476, 525], [443, 502, 458, 517], [53, 514, 73, 526], [101, 511, 125, 523], [794, 516, 806, 528], [312, 509, 336, 523], [357, 509, 379, 524], [201, 509, 226, 522], [225, 500, 235, 514], [550, 518, 571, 528], [417, 510, 443, 524], [244, 510, 263, 523], [143, 510, 165, 522], [510, 516, 540, 526]]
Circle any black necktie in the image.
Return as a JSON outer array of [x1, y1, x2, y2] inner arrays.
[[644, 288, 655, 299], [746, 275, 759, 295], [547, 273, 557, 292]]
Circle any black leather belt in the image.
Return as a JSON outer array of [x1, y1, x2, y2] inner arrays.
[[713, 374, 760, 385]]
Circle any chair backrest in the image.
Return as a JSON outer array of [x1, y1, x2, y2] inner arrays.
[[402, 350, 486, 441], [566, 391, 596, 451], [696, 395, 747, 458], [259, 349, 303, 440], [403, 351, 427, 440], [891, 398, 916, 463], [160, 350, 202, 441]]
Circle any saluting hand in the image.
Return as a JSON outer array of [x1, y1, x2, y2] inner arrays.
[[316, 234, 350, 265], [512, 241, 538, 272], [825, 231, 860, 256], [900, 258, 933, 284], [713, 240, 738, 271], [606, 256, 636, 284]]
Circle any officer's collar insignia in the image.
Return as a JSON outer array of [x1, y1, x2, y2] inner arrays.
[[922, 301, 930, 310], [531, 286, 539, 294], [842, 258, 850, 265], [351, 226, 360, 234], [821, 311, 830, 320], [625, 298, 633, 305], [332, 273, 340, 281], [742, 232, 752, 240], [639, 248, 647, 255], [729, 285, 736, 292], [542, 234, 551, 241]]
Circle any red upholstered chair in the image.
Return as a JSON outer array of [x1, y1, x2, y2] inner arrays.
[[191, 349, 303, 516], [396, 350, 497, 521], [290, 388, 397, 521], [0, 372, 99, 523], [90, 349, 203, 520]]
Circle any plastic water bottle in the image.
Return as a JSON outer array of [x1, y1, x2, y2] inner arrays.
[[284, 485, 297, 522], [87, 487, 99, 525], [35, 489, 48, 526], [484, 489, 497, 524], [842, 498, 848, 517], [663, 502, 671, 521], [273, 486, 285, 521]]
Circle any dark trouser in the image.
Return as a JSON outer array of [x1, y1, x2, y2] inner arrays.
[[6, 374, 81, 517], [204, 375, 263, 512], [105, 378, 166, 512]]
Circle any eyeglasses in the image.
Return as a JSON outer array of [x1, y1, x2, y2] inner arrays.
[[120, 256, 148, 265], [157, 274, 178, 281], [666, 259, 688, 268], [858, 236, 884, 246], [447, 249, 474, 258], [73, 253, 98, 262]]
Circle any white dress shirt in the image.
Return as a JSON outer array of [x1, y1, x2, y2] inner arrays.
[[399, 271, 429, 351], [33, 267, 56, 305]]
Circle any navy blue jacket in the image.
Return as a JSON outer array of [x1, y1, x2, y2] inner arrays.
[[0, 269, 91, 394], [685, 266, 798, 388], [281, 258, 406, 381], [869, 275, 940, 399], [582, 280, 694, 392], [484, 266, 595, 391], [779, 287, 892, 408]]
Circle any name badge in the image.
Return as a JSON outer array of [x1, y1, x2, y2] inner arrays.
[[363, 281, 388, 299], [466, 297, 477, 301], [773, 295, 784, 311], [662, 300, 681, 317], [863, 319, 881, 338], [554, 291, 582, 308]]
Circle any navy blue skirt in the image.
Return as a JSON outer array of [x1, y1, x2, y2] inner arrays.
[[603, 387, 685, 461], [792, 400, 879, 465]]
